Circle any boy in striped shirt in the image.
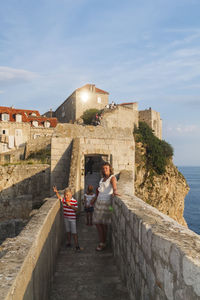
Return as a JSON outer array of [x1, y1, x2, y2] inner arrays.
[[53, 186, 81, 251]]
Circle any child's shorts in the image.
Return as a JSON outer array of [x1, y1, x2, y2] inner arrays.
[[84, 206, 94, 213], [64, 218, 77, 234]]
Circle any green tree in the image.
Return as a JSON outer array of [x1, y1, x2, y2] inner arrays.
[[82, 108, 101, 125], [134, 122, 174, 175]]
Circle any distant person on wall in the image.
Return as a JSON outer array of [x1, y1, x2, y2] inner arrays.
[[84, 185, 95, 225], [91, 162, 118, 251], [85, 157, 94, 175], [53, 186, 81, 251]]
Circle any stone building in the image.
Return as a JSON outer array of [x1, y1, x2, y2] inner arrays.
[[0, 106, 57, 153], [54, 84, 109, 123], [139, 108, 162, 139]]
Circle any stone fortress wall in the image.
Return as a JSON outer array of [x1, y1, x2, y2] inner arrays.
[[100, 105, 139, 131], [139, 108, 162, 140], [111, 171, 200, 300], [51, 123, 135, 202], [0, 164, 50, 221], [1, 178, 200, 299]]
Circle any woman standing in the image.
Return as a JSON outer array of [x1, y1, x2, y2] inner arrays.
[[92, 162, 118, 251]]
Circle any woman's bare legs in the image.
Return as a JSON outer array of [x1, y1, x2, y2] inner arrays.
[[96, 224, 104, 243], [96, 224, 108, 244]]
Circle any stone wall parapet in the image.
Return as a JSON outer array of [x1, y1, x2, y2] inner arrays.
[[0, 196, 64, 300], [112, 171, 200, 299]]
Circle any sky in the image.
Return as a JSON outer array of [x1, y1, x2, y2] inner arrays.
[[0, 0, 200, 166]]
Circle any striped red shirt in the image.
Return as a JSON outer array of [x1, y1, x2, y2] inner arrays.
[[62, 197, 78, 220]]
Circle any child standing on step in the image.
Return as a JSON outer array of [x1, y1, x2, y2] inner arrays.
[[53, 186, 81, 251], [84, 185, 95, 226]]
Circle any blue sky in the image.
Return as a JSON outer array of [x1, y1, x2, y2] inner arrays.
[[0, 0, 200, 166]]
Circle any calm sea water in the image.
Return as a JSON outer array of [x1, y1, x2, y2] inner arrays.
[[178, 166, 200, 235]]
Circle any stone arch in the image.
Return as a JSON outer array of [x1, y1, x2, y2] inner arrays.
[[80, 150, 111, 205]]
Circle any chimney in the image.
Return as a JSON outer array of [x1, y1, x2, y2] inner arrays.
[[90, 84, 95, 93], [49, 108, 52, 118]]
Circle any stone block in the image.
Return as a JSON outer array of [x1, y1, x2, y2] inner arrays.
[[170, 245, 180, 280], [183, 255, 200, 296], [146, 264, 156, 296], [164, 268, 174, 300], [154, 257, 164, 284], [132, 214, 139, 240], [141, 222, 152, 260], [152, 234, 171, 263]]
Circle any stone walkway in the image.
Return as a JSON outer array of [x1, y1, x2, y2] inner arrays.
[[49, 214, 130, 300]]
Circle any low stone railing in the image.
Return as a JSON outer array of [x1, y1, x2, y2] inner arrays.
[[0, 196, 64, 300], [112, 172, 200, 300]]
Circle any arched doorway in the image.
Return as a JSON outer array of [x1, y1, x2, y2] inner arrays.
[[84, 154, 109, 193]]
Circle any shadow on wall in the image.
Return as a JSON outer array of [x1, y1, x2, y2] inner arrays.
[[0, 168, 50, 221], [50, 142, 73, 194]]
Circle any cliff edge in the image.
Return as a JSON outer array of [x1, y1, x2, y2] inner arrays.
[[134, 141, 189, 226]]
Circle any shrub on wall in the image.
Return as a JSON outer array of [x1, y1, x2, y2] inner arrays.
[[134, 122, 174, 175], [82, 108, 101, 125]]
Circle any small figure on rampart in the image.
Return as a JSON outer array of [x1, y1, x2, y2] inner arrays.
[[84, 185, 95, 226]]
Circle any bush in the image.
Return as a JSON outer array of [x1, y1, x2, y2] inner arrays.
[[134, 122, 174, 175], [82, 108, 101, 125]]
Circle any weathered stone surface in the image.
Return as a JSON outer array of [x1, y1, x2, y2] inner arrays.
[[111, 171, 200, 300], [0, 196, 64, 300], [183, 255, 200, 296], [50, 214, 129, 300], [135, 143, 189, 227], [164, 268, 174, 300], [0, 165, 50, 221]]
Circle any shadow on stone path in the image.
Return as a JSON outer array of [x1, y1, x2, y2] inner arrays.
[[50, 213, 130, 300]]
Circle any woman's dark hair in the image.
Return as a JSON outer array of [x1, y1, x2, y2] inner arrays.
[[101, 162, 114, 177]]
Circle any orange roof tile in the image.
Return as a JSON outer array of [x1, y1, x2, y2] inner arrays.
[[0, 106, 57, 127], [77, 84, 109, 94]]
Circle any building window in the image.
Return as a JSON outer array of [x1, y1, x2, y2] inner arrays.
[[30, 112, 37, 116], [34, 134, 41, 139], [2, 129, 9, 135], [2, 113, 9, 121], [15, 129, 22, 136], [44, 121, 50, 128], [2, 143, 8, 152], [32, 121, 38, 127], [16, 114, 22, 122], [97, 97, 101, 104]]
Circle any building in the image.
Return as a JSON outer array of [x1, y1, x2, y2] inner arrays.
[[54, 84, 109, 123], [0, 106, 57, 153], [139, 108, 162, 139]]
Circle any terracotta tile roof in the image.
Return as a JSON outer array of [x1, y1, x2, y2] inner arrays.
[[77, 84, 109, 94], [0, 106, 57, 127]]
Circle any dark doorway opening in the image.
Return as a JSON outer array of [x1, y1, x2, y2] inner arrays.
[[84, 154, 108, 194]]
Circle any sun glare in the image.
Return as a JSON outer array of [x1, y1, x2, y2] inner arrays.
[[81, 92, 89, 102]]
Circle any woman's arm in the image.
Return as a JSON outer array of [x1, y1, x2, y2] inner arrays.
[[110, 176, 119, 196], [53, 186, 62, 200]]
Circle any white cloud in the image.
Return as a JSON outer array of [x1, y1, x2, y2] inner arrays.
[[0, 66, 37, 83], [166, 124, 199, 135]]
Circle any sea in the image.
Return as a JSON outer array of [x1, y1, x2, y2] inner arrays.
[[178, 166, 200, 235]]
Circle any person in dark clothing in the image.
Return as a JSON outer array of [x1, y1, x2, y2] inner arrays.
[[85, 157, 94, 175]]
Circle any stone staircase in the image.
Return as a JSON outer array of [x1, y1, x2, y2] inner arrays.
[[49, 214, 130, 300]]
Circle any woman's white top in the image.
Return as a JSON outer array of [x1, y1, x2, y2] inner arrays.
[[97, 175, 114, 201]]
